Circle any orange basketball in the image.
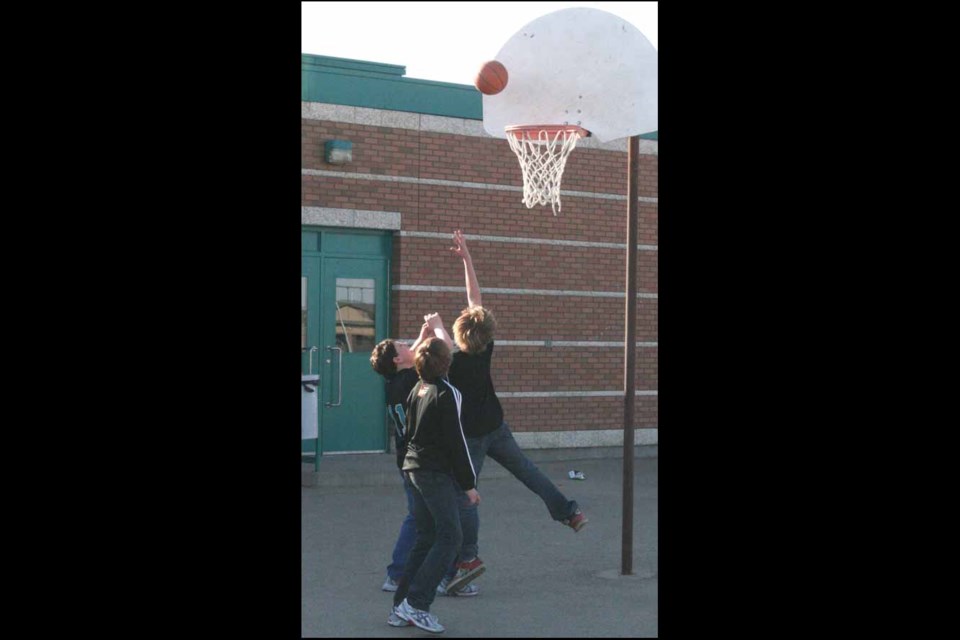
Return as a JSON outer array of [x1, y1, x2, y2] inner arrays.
[[474, 60, 508, 95]]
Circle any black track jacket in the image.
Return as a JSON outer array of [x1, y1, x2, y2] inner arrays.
[[402, 377, 477, 492]]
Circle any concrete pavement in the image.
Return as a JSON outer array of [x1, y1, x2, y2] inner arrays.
[[301, 450, 658, 637]]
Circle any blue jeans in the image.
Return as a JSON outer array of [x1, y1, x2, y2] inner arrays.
[[394, 470, 463, 612], [388, 472, 476, 581], [459, 422, 578, 560], [386, 473, 417, 581]]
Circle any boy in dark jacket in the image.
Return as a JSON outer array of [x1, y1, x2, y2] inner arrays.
[[390, 337, 480, 634], [372, 315, 448, 589], [372, 316, 481, 598]]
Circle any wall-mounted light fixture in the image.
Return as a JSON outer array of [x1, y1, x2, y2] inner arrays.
[[324, 139, 353, 164]]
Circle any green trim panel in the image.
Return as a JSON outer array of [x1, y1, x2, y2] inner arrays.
[[301, 53, 657, 138], [302, 54, 405, 78], [301, 228, 391, 257], [302, 54, 481, 119]]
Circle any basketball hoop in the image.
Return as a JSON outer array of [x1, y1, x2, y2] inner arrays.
[[505, 124, 589, 215]]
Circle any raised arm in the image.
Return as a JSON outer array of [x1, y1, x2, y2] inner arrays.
[[409, 320, 434, 353], [450, 229, 481, 308], [423, 313, 454, 350]]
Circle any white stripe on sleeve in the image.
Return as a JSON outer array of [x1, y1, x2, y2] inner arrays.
[[441, 377, 476, 484]]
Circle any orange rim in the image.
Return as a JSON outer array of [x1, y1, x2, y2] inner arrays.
[[505, 124, 591, 140]]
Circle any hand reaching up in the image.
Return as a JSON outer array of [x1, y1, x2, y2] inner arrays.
[[449, 229, 471, 262]]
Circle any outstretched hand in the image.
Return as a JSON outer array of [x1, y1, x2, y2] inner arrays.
[[423, 312, 443, 330], [417, 321, 432, 343], [449, 229, 471, 261]]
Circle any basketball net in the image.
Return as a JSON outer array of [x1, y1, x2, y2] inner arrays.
[[505, 125, 588, 215]]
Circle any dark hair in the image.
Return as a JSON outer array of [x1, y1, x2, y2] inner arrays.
[[415, 337, 452, 383], [370, 339, 399, 376]]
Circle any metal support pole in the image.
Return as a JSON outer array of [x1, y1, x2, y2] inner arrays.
[[621, 135, 640, 575]]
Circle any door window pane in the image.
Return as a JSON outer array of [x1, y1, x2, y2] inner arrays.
[[334, 277, 375, 352]]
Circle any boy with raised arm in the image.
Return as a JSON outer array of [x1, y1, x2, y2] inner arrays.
[[443, 229, 588, 594]]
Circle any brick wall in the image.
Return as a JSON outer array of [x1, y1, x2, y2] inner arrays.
[[303, 114, 658, 437]]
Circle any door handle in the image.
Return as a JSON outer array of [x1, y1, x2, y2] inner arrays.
[[308, 346, 319, 375], [325, 346, 343, 407]]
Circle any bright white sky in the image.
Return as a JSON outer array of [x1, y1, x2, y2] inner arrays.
[[302, 1, 658, 85]]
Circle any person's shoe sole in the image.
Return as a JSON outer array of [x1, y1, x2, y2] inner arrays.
[[444, 565, 485, 593], [438, 581, 480, 597], [563, 511, 588, 532]]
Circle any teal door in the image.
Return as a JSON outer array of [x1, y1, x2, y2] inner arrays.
[[302, 230, 390, 455], [320, 256, 388, 451]]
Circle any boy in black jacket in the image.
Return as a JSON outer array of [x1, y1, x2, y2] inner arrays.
[[372, 315, 455, 590], [390, 337, 480, 634], [373, 315, 482, 598]]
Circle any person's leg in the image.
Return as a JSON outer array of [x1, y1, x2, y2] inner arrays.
[[486, 422, 580, 521], [385, 471, 417, 587], [455, 434, 487, 564], [402, 470, 463, 613], [436, 483, 482, 596], [442, 435, 489, 593], [392, 473, 435, 609]]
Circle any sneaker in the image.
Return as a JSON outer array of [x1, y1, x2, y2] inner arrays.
[[437, 576, 480, 597], [396, 598, 445, 633], [561, 508, 588, 532], [444, 556, 485, 593], [382, 576, 399, 592], [387, 607, 412, 627]]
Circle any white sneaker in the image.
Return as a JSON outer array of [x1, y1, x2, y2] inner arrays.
[[382, 576, 399, 592], [437, 576, 480, 597], [387, 606, 412, 627], [396, 598, 445, 633]]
